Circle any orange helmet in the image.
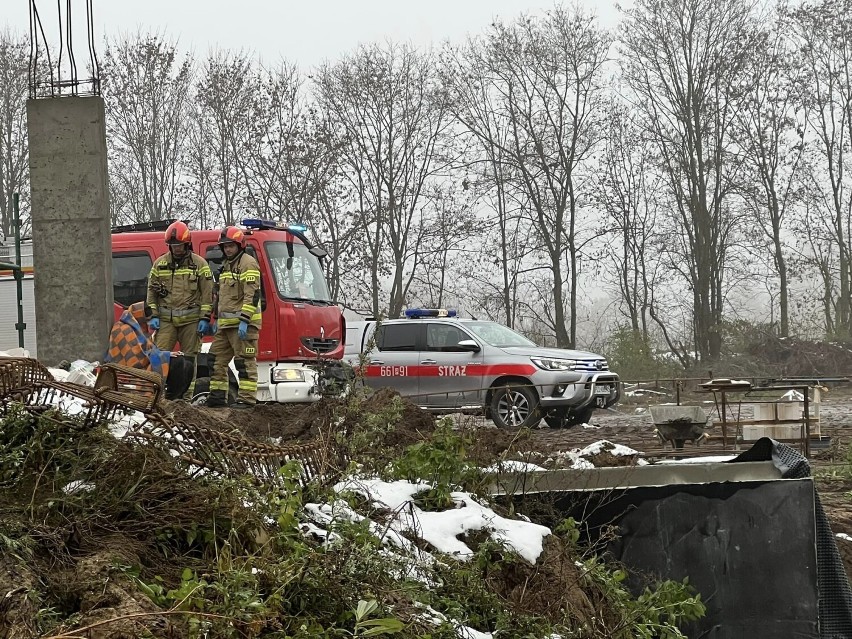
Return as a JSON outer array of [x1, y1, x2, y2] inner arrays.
[[164, 221, 192, 246], [218, 226, 246, 249]]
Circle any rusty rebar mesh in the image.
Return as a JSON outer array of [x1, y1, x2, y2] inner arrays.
[[126, 413, 342, 485], [0, 357, 340, 485]]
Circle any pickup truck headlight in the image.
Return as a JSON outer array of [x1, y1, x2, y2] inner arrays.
[[531, 357, 577, 371], [272, 368, 306, 382]]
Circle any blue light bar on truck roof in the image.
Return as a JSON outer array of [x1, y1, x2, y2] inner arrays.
[[404, 308, 457, 318], [242, 218, 310, 233]]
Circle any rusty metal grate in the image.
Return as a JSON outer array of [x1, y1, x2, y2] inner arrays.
[[0, 357, 339, 485]]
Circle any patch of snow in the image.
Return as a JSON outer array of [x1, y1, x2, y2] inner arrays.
[[581, 422, 600, 429], [48, 368, 70, 382], [299, 522, 339, 542], [455, 625, 493, 638], [837, 533, 852, 542], [545, 450, 595, 469], [780, 390, 805, 402], [483, 460, 546, 473], [63, 480, 94, 494], [624, 388, 667, 397], [578, 441, 642, 458], [333, 478, 550, 564], [109, 410, 147, 438], [414, 603, 494, 639]]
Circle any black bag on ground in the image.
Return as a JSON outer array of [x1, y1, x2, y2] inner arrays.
[[165, 355, 194, 400]]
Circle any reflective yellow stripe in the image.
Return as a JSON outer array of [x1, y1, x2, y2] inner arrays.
[[155, 268, 199, 276], [210, 380, 229, 391], [239, 270, 260, 281], [199, 266, 212, 277], [201, 304, 213, 312], [238, 380, 257, 391], [219, 272, 237, 281], [241, 304, 256, 314]]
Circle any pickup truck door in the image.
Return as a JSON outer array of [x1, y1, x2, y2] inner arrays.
[[360, 323, 422, 400], [419, 323, 484, 408]]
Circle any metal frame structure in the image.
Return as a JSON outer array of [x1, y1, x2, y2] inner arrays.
[[28, 0, 101, 98]]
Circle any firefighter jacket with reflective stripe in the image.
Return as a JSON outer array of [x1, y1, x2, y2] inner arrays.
[[215, 251, 262, 329], [105, 307, 170, 378], [147, 252, 214, 326]]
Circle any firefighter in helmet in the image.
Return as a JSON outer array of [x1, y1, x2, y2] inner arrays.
[[207, 225, 262, 409], [146, 220, 214, 397]]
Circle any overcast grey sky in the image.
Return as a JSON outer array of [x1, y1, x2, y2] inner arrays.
[[7, 1, 624, 68]]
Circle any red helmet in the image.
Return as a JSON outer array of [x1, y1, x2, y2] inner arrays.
[[218, 226, 246, 249], [164, 221, 192, 246]]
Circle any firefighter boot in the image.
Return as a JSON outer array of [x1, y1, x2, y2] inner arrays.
[[206, 390, 228, 408]]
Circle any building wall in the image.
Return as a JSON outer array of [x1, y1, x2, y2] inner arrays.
[[27, 97, 112, 364]]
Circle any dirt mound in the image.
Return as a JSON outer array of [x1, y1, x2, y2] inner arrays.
[[746, 337, 852, 378], [160, 387, 438, 456], [482, 535, 609, 627]]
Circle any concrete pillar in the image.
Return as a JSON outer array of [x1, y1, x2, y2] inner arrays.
[[27, 97, 112, 365]]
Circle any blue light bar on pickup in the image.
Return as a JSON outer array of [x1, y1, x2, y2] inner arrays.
[[404, 308, 457, 318]]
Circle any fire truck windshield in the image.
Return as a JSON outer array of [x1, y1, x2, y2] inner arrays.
[[264, 241, 332, 303]]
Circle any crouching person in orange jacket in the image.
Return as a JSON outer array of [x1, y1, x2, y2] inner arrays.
[[105, 301, 194, 400]]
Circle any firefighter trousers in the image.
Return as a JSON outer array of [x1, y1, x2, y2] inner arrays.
[[154, 321, 201, 399], [208, 326, 259, 405]]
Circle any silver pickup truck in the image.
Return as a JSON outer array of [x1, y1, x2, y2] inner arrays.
[[344, 310, 620, 428]]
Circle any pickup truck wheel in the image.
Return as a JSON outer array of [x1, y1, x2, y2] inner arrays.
[[490, 384, 540, 429]]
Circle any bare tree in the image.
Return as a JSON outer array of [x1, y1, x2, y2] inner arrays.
[[316, 42, 453, 318], [0, 30, 29, 238], [597, 99, 661, 342], [102, 31, 193, 223], [786, 0, 852, 339], [620, 0, 759, 364], [731, 22, 806, 338], [446, 7, 611, 347], [194, 50, 259, 225], [408, 184, 479, 308], [442, 43, 531, 329]]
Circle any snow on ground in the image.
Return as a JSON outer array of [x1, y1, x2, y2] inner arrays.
[[483, 460, 546, 473], [837, 533, 852, 542], [328, 477, 551, 564]]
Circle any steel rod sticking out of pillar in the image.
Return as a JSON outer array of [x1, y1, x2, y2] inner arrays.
[[13, 193, 26, 349]]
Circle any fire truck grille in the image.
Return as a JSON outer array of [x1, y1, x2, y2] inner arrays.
[[301, 337, 340, 354]]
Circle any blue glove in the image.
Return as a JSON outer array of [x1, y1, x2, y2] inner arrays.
[[198, 319, 210, 335], [209, 321, 218, 335], [149, 317, 160, 331], [238, 320, 248, 340]]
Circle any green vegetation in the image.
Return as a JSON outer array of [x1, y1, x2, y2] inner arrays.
[[0, 399, 705, 638]]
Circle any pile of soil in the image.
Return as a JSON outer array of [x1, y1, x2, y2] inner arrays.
[[746, 337, 852, 378], [163, 389, 435, 450]]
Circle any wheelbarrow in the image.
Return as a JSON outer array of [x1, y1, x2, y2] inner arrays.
[[648, 405, 709, 449]]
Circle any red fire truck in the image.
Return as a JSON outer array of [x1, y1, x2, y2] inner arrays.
[[1, 218, 346, 402]]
